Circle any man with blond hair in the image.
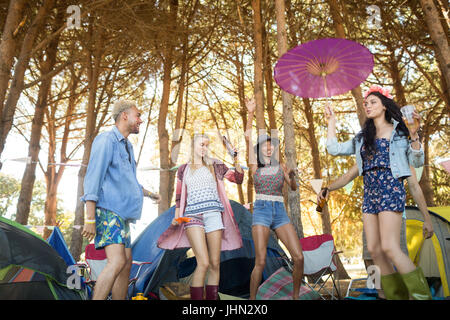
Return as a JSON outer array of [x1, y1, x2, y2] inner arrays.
[[81, 99, 160, 300]]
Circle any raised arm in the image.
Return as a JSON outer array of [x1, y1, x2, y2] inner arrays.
[[245, 97, 257, 174], [324, 104, 357, 156], [325, 104, 337, 142], [404, 108, 424, 167]]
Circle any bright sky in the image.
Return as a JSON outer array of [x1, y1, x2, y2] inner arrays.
[[1, 120, 161, 240]]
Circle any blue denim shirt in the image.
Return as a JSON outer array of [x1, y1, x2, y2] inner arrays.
[[326, 120, 424, 179], [81, 126, 143, 223]]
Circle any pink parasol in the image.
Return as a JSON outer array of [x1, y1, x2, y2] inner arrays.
[[274, 38, 374, 99]]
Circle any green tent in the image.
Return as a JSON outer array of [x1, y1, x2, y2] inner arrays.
[[0, 216, 85, 300]]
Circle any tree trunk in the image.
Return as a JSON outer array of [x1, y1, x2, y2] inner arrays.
[[303, 98, 350, 279], [234, 51, 253, 206], [43, 81, 77, 240], [419, 126, 436, 206], [15, 5, 62, 225], [43, 118, 67, 240], [263, 21, 277, 130], [303, 99, 329, 232], [168, 35, 188, 208], [275, 0, 303, 238], [419, 0, 450, 99], [0, 0, 27, 126], [158, 58, 173, 215], [43, 183, 58, 239], [409, 2, 450, 109], [42, 96, 65, 240], [251, 0, 266, 132], [0, 0, 55, 161], [158, 0, 178, 215], [387, 46, 407, 106], [326, 0, 366, 127], [69, 23, 104, 261]]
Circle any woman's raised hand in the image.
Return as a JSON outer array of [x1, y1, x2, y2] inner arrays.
[[245, 97, 256, 113], [403, 109, 421, 138], [324, 104, 336, 123]]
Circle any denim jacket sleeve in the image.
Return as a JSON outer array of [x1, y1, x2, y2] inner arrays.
[[326, 136, 357, 156], [81, 134, 114, 203], [407, 143, 424, 168]]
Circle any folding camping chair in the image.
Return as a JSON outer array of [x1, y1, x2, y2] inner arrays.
[[283, 234, 343, 300], [75, 243, 107, 297], [76, 244, 151, 299]]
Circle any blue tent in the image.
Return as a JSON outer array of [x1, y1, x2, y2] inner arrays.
[[130, 200, 288, 298], [47, 226, 92, 297], [47, 227, 76, 267]]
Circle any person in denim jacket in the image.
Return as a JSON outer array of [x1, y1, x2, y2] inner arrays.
[[324, 85, 431, 300]]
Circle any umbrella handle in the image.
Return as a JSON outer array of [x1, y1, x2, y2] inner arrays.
[[322, 75, 331, 104], [322, 75, 332, 189]]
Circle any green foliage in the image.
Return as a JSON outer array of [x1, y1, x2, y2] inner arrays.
[[0, 174, 21, 217]]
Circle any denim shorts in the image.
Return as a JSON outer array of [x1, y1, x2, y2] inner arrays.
[[94, 207, 131, 250], [252, 200, 291, 230], [184, 211, 224, 233]]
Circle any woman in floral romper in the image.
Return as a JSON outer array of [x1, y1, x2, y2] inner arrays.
[[325, 85, 432, 300]]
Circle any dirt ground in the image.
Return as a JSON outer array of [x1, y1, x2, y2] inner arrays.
[[158, 275, 374, 300]]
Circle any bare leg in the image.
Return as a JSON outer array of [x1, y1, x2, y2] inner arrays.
[[206, 229, 223, 286], [92, 244, 127, 300], [111, 247, 132, 300], [378, 211, 416, 274], [186, 226, 210, 287], [362, 213, 395, 275], [275, 223, 304, 299], [249, 225, 271, 300]]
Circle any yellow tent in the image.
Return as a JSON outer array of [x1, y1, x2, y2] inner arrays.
[[406, 206, 450, 297]]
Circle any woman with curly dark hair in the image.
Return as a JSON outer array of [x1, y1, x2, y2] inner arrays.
[[245, 97, 304, 300], [324, 85, 431, 300]]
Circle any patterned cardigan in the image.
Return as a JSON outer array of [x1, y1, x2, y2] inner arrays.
[[157, 160, 244, 251]]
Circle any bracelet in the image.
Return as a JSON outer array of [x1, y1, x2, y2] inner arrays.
[[85, 219, 96, 224]]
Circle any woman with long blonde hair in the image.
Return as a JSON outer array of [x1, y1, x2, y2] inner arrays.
[[158, 133, 244, 300]]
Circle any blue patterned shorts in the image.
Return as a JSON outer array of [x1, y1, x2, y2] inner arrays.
[[94, 207, 131, 249], [362, 168, 406, 214]]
